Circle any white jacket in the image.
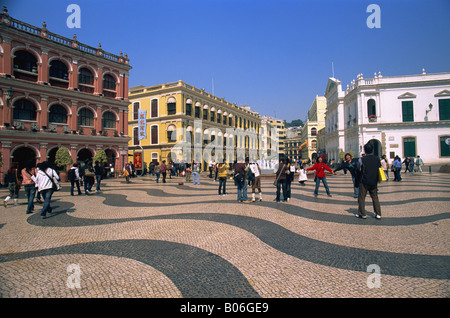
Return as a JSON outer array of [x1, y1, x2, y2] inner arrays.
[[32, 168, 59, 191]]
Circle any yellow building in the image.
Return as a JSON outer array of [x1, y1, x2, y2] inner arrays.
[[300, 96, 327, 162], [128, 80, 261, 170], [262, 117, 286, 155]]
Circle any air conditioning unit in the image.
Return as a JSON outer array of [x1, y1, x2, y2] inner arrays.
[[13, 121, 24, 130]]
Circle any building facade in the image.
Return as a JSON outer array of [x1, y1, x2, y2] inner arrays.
[[0, 8, 132, 177], [324, 70, 450, 164], [262, 116, 286, 155], [128, 81, 263, 170], [300, 95, 327, 162]]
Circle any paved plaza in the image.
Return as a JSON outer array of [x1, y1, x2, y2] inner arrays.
[[0, 170, 449, 298]]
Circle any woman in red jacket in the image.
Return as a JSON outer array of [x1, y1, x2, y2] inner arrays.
[[307, 156, 335, 197]]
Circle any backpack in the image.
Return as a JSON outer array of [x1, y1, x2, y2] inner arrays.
[[68, 168, 76, 181], [247, 168, 255, 181]]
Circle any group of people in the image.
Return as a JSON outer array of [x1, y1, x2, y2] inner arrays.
[[3, 159, 109, 219]]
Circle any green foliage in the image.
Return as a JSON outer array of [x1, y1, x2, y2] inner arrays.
[[54, 147, 73, 170], [285, 119, 304, 128], [93, 149, 108, 164]]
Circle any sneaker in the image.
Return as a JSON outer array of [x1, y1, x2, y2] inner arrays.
[[355, 214, 367, 219], [327, 194, 332, 197], [375, 215, 381, 219]]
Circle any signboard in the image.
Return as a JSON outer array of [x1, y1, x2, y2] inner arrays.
[[138, 109, 147, 140], [134, 152, 142, 169]]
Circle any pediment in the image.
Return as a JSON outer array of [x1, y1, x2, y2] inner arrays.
[[434, 90, 450, 97], [397, 92, 417, 99]]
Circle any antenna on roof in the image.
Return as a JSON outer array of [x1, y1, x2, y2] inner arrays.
[[332, 61, 335, 78]]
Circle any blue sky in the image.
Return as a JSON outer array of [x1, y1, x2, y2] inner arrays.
[[4, 0, 450, 122]]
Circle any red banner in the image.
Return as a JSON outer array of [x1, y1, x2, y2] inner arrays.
[[134, 153, 142, 169]]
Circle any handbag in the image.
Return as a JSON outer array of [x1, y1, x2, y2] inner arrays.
[[298, 169, 308, 182], [43, 170, 61, 191], [378, 167, 387, 183]]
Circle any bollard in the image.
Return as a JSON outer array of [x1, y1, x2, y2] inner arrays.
[[429, 165, 431, 174]]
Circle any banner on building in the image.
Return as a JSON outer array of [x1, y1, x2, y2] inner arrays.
[[134, 152, 142, 169], [138, 109, 147, 140]]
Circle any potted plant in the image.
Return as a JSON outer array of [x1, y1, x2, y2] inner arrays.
[[93, 149, 108, 165], [54, 147, 73, 182]]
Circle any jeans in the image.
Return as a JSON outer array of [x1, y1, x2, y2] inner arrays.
[[162, 171, 167, 183], [155, 172, 160, 183], [40, 188, 54, 217], [237, 180, 248, 201], [351, 175, 359, 198], [70, 180, 82, 195], [24, 184, 36, 213], [95, 175, 102, 191], [276, 179, 287, 201], [218, 177, 227, 195], [84, 177, 94, 193], [314, 177, 331, 196], [192, 172, 200, 184]]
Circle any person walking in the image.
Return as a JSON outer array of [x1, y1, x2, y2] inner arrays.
[[81, 160, 95, 194], [94, 161, 104, 192], [160, 160, 167, 183], [217, 161, 229, 196], [286, 159, 295, 201], [356, 142, 382, 219], [185, 163, 192, 183], [275, 159, 289, 202], [415, 155, 423, 172], [68, 163, 82, 196], [3, 164, 21, 208], [32, 161, 60, 219], [154, 162, 161, 183], [307, 156, 335, 197], [192, 161, 201, 185], [21, 160, 37, 214], [234, 159, 250, 202], [249, 161, 262, 202], [380, 155, 389, 181], [333, 153, 361, 198], [392, 156, 402, 181], [403, 156, 411, 173], [123, 163, 131, 183]]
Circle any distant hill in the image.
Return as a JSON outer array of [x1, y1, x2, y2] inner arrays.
[[284, 119, 304, 128]]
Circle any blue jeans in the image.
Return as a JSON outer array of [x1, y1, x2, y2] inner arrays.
[[40, 189, 54, 217], [95, 175, 102, 191], [314, 177, 331, 196], [155, 172, 160, 183], [193, 172, 200, 184], [218, 177, 227, 194], [70, 180, 81, 195], [237, 180, 248, 201], [24, 184, 36, 213]]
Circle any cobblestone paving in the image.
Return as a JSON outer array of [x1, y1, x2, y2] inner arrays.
[[0, 171, 449, 298]]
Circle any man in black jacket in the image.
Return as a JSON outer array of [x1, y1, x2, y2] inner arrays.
[[356, 142, 382, 219]]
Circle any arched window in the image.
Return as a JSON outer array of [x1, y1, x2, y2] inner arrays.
[[102, 111, 116, 129], [14, 50, 37, 73], [78, 108, 94, 126], [13, 99, 36, 121], [78, 68, 94, 85], [310, 127, 317, 136], [102, 74, 116, 90], [49, 104, 68, 124], [49, 60, 68, 79], [367, 99, 376, 117]]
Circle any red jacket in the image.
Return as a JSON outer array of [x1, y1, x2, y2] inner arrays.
[[307, 163, 333, 178]]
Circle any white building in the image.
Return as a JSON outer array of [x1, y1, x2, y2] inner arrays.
[[324, 70, 450, 164]]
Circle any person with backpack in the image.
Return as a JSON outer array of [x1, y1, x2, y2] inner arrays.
[[356, 142, 382, 219], [415, 155, 424, 172], [307, 156, 335, 197], [21, 160, 37, 214], [234, 158, 250, 203], [68, 163, 82, 196]]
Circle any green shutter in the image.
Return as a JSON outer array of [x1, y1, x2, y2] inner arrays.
[[440, 136, 450, 157], [438, 99, 450, 120], [403, 137, 416, 157], [402, 101, 414, 122]]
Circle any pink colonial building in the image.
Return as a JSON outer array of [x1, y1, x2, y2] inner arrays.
[[0, 7, 132, 178]]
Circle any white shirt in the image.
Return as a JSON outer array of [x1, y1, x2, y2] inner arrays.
[[32, 168, 59, 191]]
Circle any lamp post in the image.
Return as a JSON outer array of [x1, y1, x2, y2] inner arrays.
[[425, 103, 433, 121]]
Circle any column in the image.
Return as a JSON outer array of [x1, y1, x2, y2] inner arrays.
[[38, 50, 49, 84], [69, 59, 78, 90], [39, 143, 48, 163], [0, 141, 12, 180], [95, 67, 103, 95], [1, 37, 12, 76], [70, 101, 78, 131], [95, 105, 102, 133], [39, 96, 48, 128]]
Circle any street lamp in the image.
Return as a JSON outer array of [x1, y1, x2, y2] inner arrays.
[[426, 103, 433, 115]]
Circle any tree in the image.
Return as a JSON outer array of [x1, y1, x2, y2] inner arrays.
[[93, 149, 108, 165], [285, 119, 304, 128], [54, 147, 73, 171]]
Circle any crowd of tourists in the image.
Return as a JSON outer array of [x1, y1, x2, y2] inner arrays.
[[2, 143, 425, 220]]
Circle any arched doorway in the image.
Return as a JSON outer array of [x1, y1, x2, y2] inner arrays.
[[77, 148, 93, 164], [368, 139, 382, 157], [104, 149, 116, 166], [11, 146, 37, 171]]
